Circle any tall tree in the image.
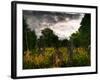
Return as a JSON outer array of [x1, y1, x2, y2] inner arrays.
[[23, 18, 37, 52], [70, 32, 80, 48], [27, 30, 37, 50], [37, 36, 45, 53], [79, 14, 91, 48], [70, 14, 91, 48], [23, 18, 29, 51]]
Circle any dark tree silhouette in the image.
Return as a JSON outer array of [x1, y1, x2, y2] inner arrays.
[[23, 18, 37, 52], [41, 28, 59, 48], [79, 14, 91, 48], [27, 30, 37, 50], [23, 18, 28, 51], [70, 14, 91, 48], [70, 32, 80, 48]]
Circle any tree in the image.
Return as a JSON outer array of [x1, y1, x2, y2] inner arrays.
[[70, 32, 80, 48], [41, 28, 59, 48], [37, 36, 45, 53], [23, 18, 28, 51], [79, 14, 91, 48], [23, 18, 37, 52], [59, 39, 69, 47], [70, 14, 91, 48], [69, 14, 91, 57], [27, 30, 37, 50]]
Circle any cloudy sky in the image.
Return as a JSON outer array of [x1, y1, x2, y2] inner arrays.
[[23, 10, 85, 40]]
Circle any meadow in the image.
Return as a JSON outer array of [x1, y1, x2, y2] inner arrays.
[[23, 47, 90, 69]]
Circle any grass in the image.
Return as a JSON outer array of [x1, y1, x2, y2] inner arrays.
[[23, 47, 90, 69]]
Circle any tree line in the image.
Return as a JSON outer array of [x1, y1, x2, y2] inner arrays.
[[23, 14, 91, 54]]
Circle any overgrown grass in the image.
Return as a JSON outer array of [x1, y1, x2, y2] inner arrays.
[[23, 47, 90, 69]]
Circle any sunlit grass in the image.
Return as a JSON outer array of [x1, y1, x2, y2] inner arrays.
[[23, 47, 90, 69]]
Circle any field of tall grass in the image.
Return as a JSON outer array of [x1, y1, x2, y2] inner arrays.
[[23, 47, 90, 69]]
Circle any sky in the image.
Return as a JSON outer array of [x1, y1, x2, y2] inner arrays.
[[23, 10, 85, 40]]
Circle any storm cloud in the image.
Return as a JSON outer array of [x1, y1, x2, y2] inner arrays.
[[23, 10, 84, 39]]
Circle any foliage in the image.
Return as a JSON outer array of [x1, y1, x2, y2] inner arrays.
[[41, 28, 59, 47], [70, 32, 80, 47], [70, 14, 91, 48], [72, 48, 90, 66], [23, 18, 37, 51], [79, 14, 91, 47]]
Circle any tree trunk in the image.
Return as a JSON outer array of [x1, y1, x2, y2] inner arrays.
[[67, 38, 74, 66], [25, 30, 29, 54]]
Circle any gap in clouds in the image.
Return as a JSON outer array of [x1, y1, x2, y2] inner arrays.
[[23, 10, 85, 40]]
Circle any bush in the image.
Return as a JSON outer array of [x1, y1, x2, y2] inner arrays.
[[72, 49, 90, 66]]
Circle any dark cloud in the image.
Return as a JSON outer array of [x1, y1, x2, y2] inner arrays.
[[23, 10, 81, 23], [23, 10, 84, 39]]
